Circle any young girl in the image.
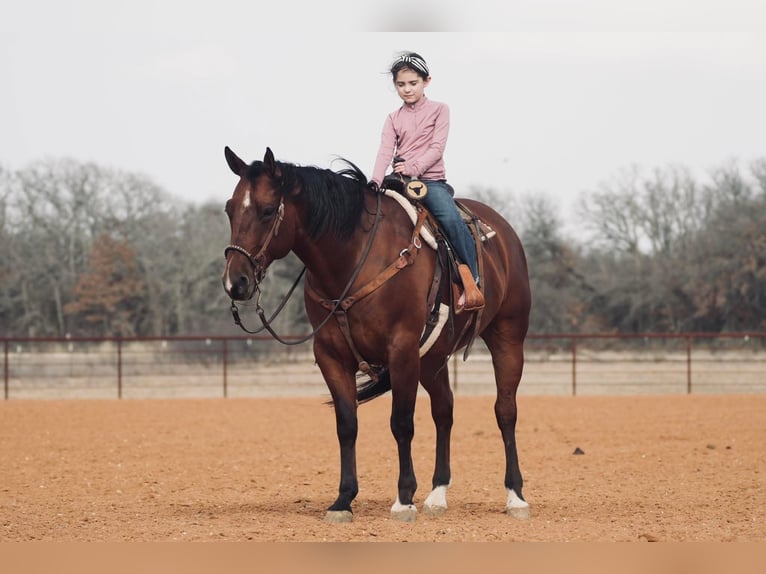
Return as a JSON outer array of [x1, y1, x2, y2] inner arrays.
[[371, 51, 484, 312]]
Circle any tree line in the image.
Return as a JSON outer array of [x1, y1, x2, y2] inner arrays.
[[1, 157, 764, 338]]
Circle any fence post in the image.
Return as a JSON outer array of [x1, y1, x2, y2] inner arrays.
[[451, 354, 458, 393], [3, 340, 8, 400], [223, 339, 228, 398], [571, 336, 577, 396], [686, 335, 692, 394], [117, 338, 123, 399]]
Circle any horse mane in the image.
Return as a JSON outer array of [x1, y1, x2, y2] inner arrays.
[[246, 159, 368, 240]]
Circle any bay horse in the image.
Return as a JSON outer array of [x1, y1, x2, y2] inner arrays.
[[222, 147, 531, 522]]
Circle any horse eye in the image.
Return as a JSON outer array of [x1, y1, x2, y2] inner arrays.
[[260, 206, 277, 221]]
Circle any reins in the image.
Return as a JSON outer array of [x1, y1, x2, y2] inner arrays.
[[228, 265, 306, 336], [227, 191, 384, 345]]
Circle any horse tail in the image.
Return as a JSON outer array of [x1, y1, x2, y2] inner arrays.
[[323, 369, 392, 407], [356, 368, 392, 404]]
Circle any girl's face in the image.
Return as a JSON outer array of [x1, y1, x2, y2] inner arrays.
[[394, 69, 430, 105]]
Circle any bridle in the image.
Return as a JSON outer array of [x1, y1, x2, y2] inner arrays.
[[224, 198, 285, 284]]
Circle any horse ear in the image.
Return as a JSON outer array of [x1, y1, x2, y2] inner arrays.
[[224, 146, 247, 176], [263, 147, 281, 178]]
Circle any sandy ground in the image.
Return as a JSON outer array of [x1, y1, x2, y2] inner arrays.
[[1, 394, 764, 542]]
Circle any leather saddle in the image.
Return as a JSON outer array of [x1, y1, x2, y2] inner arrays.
[[379, 175, 494, 313], [380, 174, 496, 257]]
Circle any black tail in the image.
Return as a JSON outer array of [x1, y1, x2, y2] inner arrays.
[[357, 368, 392, 404], [356, 369, 391, 405], [324, 368, 392, 407]]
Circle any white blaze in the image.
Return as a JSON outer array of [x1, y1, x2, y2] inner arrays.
[[223, 259, 233, 292]]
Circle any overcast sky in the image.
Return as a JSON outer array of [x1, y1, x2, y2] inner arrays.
[[2, 1, 765, 226]]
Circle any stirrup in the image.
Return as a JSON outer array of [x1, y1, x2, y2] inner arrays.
[[455, 264, 485, 314]]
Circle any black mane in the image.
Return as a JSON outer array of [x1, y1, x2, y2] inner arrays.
[[246, 159, 369, 240]]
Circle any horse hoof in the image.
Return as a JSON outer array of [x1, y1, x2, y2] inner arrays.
[[390, 501, 418, 522], [506, 489, 530, 520], [391, 508, 417, 522], [423, 485, 449, 517], [506, 506, 531, 520], [422, 504, 447, 517], [324, 510, 353, 523]]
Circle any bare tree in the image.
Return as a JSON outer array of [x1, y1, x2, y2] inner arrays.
[[11, 159, 99, 334], [3, 154, 766, 337], [575, 159, 766, 332], [684, 168, 766, 331], [464, 185, 519, 225], [5, 159, 176, 335], [751, 158, 766, 195], [171, 202, 232, 334], [0, 166, 14, 335]]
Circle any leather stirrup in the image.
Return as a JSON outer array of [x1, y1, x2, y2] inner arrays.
[[455, 264, 485, 314]]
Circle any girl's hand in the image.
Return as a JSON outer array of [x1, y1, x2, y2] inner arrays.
[[392, 162, 408, 175]]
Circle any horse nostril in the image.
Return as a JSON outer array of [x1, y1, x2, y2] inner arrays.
[[231, 275, 250, 300]]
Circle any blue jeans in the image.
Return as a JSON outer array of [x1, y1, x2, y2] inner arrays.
[[421, 180, 479, 280]]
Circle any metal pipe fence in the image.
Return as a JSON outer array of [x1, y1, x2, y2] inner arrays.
[[2, 332, 765, 399]]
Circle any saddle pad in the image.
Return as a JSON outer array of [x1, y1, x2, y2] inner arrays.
[[383, 190, 438, 249]]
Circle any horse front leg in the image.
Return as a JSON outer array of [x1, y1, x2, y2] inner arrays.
[[314, 345, 360, 523], [388, 351, 420, 522], [324, 392, 358, 523]]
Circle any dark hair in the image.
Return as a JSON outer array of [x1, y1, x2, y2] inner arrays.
[[390, 51, 430, 80]]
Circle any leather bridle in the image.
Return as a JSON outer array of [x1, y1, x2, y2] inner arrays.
[[224, 198, 285, 284]]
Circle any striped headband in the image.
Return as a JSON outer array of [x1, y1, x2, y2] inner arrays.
[[394, 53, 430, 76]]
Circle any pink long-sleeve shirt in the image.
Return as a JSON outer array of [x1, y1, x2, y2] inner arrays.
[[371, 96, 450, 185]]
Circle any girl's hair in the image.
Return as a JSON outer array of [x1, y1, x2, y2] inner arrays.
[[390, 52, 430, 80]]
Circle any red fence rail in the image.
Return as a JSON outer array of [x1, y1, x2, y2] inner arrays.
[[2, 332, 765, 399]]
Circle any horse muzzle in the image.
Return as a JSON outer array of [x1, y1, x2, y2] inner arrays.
[[224, 273, 253, 301], [223, 245, 269, 300]]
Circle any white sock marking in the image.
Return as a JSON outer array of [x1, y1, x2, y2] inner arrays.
[[424, 485, 449, 509], [506, 488, 529, 509], [391, 496, 417, 514]]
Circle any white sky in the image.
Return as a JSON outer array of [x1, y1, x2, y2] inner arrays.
[[2, 0, 765, 226]]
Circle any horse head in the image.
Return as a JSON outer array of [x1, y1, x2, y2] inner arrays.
[[222, 147, 298, 301]]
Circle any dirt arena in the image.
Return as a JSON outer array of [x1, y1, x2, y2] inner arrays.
[[1, 394, 764, 542]]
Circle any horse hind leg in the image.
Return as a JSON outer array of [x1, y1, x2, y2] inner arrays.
[[484, 325, 531, 520], [388, 352, 422, 522], [419, 357, 454, 517]]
